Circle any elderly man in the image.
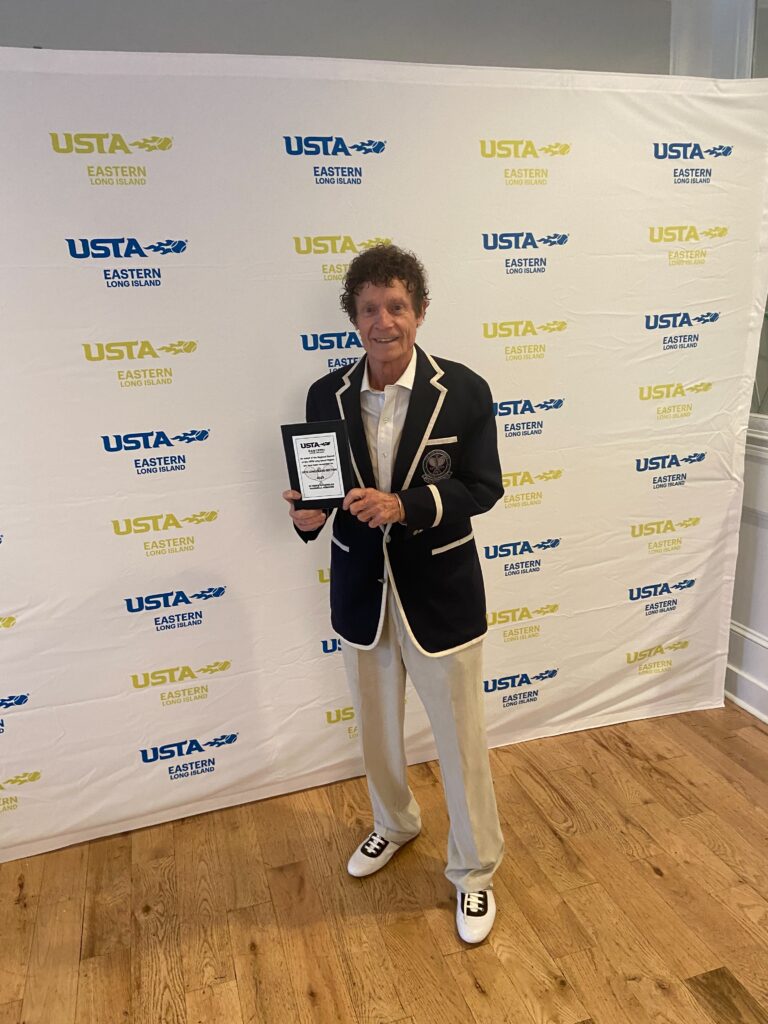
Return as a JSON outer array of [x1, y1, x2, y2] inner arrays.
[[283, 244, 504, 942]]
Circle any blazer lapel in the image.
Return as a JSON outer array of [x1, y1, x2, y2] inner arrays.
[[391, 347, 447, 493], [335, 356, 376, 489]]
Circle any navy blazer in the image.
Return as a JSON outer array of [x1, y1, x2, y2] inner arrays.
[[298, 346, 503, 656]]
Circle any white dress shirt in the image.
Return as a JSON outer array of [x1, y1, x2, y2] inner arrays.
[[359, 354, 416, 493]]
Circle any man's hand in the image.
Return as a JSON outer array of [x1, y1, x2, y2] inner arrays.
[[343, 488, 404, 528], [282, 489, 327, 532]]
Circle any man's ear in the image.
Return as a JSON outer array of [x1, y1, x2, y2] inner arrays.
[[418, 298, 430, 326]]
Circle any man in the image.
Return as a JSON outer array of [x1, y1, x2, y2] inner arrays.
[[283, 244, 504, 943]]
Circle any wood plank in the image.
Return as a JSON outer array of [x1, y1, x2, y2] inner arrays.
[[81, 834, 131, 959], [266, 859, 358, 1024], [494, 825, 593, 960], [557, 945, 647, 1024], [715, 883, 768, 946], [378, 910, 474, 1024], [227, 902, 301, 1024], [615, 715, 690, 762], [289, 786, 338, 884], [494, 775, 594, 893], [683, 716, 768, 789], [567, 832, 720, 978], [186, 981, 243, 1024], [174, 815, 234, 991], [132, 822, 175, 864], [131, 856, 187, 1024], [562, 883, 718, 1024], [74, 950, 131, 1024], [444, 946, 530, 1024], [209, 803, 270, 911], [677, 811, 768, 894], [737, 725, 768, 756], [726, 947, 768, 1014], [20, 896, 84, 1024], [632, 851, 762, 957], [685, 966, 768, 1024], [0, 857, 44, 906], [250, 792, 308, 870], [511, 759, 582, 836], [487, 875, 589, 1024], [0, 1002, 21, 1024], [38, 843, 89, 904], [0, 893, 38, 1003]]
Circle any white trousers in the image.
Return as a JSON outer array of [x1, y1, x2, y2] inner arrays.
[[341, 591, 504, 892]]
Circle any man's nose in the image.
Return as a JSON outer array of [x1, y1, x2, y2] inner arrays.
[[377, 308, 395, 327]]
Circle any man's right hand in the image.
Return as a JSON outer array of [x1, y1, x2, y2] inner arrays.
[[282, 489, 327, 532]]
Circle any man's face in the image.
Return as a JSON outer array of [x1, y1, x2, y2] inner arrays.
[[353, 279, 424, 378]]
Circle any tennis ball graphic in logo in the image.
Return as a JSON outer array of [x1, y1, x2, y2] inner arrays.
[[0, 616, 17, 629], [155, 137, 173, 151], [180, 341, 196, 353]]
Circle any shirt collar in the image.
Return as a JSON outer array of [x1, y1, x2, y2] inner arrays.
[[360, 350, 417, 395]]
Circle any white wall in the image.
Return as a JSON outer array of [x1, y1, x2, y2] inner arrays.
[[0, 0, 671, 72]]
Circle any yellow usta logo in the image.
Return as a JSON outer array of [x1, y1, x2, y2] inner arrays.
[[0, 616, 17, 629], [50, 132, 172, 154], [83, 340, 197, 361], [293, 235, 391, 255], [483, 320, 567, 339], [626, 640, 688, 663], [487, 604, 558, 626], [631, 517, 700, 537], [649, 225, 728, 243], [502, 469, 563, 489], [132, 660, 231, 689], [112, 511, 218, 536], [479, 140, 570, 159], [639, 382, 711, 401]]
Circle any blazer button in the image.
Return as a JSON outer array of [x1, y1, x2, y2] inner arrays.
[[385, 535, 391, 543]]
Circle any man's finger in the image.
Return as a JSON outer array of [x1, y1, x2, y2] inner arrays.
[[282, 489, 302, 503], [343, 488, 367, 511]]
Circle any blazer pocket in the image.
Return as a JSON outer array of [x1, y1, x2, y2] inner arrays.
[[432, 531, 473, 556], [332, 535, 350, 553]]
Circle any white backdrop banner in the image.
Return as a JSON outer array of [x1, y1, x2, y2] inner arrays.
[[2, 48, 768, 861]]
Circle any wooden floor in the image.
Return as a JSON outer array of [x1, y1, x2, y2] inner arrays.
[[2, 702, 768, 1024]]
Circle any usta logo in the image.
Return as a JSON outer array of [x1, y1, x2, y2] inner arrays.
[[284, 136, 385, 156], [479, 140, 570, 158], [140, 733, 238, 763], [494, 399, 564, 416], [484, 539, 560, 558], [483, 232, 568, 250], [101, 429, 209, 452], [483, 320, 566, 338], [648, 225, 727, 243], [67, 237, 187, 259], [84, 340, 197, 361], [487, 604, 558, 626], [112, 511, 218, 536], [652, 143, 732, 160], [484, 668, 558, 691], [132, 660, 231, 688], [125, 586, 226, 613], [626, 640, 688, 663], [50, 132, 173, 154], [638, 383, 711, 401], [630, 517, 700, 537], [293, 235, 391, 255], [628, 579, 696, 601], [645, 312, 719, 330], [502, 469, 563, 488], [636, 452, 705, 472], [301, 331, 362, 351]]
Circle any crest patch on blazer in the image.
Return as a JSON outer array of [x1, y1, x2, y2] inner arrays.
[[422, 449, 453, 483]]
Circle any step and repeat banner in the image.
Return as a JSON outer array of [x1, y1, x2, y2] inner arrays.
[[2, 48, 768, 860]]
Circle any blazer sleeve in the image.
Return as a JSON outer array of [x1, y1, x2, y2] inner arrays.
[[397, 375, 503, 532], [293, 380, 333, 544]]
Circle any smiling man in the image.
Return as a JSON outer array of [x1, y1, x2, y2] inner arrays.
[[283, 244, 504, 943]]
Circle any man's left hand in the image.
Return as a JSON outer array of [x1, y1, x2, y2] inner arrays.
[[343, 488, 403, 528]]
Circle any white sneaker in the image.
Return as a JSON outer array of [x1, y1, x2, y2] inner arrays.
[[347, 831, 404, 877], [456, 889, 496, 943]]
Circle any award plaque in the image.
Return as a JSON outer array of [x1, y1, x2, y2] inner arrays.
[[281, 419, 354, 509]]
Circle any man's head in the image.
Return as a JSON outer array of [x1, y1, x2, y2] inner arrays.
[[341, 245, 429, 386], [341, 244, 429, 322]]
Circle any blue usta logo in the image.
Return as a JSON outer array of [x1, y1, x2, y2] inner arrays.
[[125, 586, 226, 613], [140, 732, 238, 763], [628, 578, 696, 601], [494, 399, 564, 417], [483, 232, 568, 250], [484, 668, 558, 692], [635, 452, 706, 472], [645, 312, 719, 330], [283, 135, 386, 156], [653, 143, 732, 160], [66, 237, 187, 259], [484, 539, 561, 559], [0, 694, 29, 710], [101, 428, 209, 452]]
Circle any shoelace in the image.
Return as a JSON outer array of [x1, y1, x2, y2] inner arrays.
[[462, 891, 488, 916], [362, 832, 388, 855]]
